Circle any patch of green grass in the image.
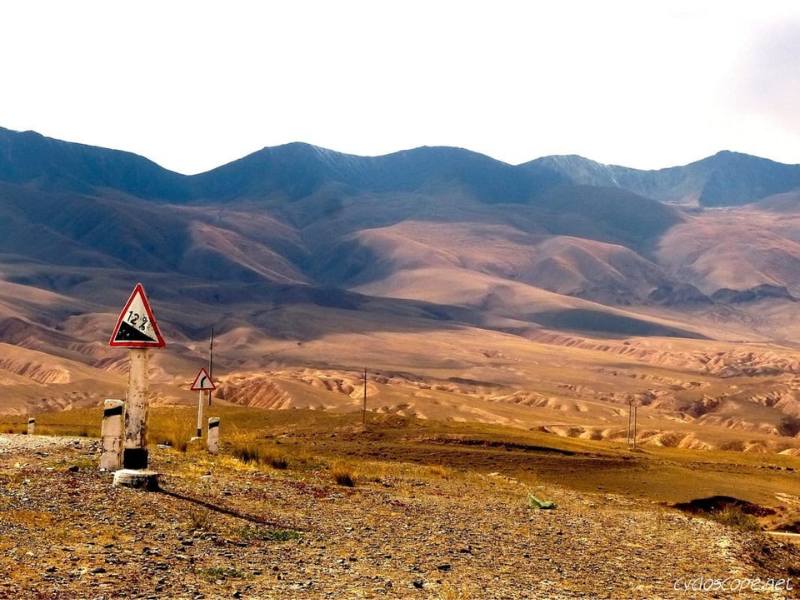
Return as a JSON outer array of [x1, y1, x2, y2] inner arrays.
[[198, 566, 245, 581], [527, 493, 556, 510], [239, 526, 301, 542]]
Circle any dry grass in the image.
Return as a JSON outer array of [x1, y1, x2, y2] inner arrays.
[[230, 442, 290, 470], [151, 412, 195, 452], [331, 462, 357, 487], [438, 583, 476, 599], [428, 464, 452, 479], [712, 507, 762, 532], [187, 508, 212, 531], [2, 405, 799, 515]]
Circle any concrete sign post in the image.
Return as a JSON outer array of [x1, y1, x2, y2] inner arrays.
[[195, 390, 204, 439], [100, 399, 124, 471], [27, 417, 35, 436], [108, 283, 166, 489], [207, 417, 220, 454], [190, 368, 215, 439]]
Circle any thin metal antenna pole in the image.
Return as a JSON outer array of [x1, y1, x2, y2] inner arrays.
[[208, 327, 214, 407]]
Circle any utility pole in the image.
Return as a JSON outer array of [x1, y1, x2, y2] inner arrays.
[[362, 368, 367, 427], [626, 399, 632, 447], [627, 399, 638, 450]]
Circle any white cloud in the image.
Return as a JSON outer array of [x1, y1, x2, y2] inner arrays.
[[735, 20, 800, 132]]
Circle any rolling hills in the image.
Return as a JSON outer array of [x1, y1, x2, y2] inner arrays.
[[1, 126, 800, 454]]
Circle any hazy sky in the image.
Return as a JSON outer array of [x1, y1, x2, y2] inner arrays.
[[1, 1, 798, 173]]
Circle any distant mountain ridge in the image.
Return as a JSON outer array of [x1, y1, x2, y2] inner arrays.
[[2, 127, 798, 207], [0, 128, 190, 201], [191, 143, 567, 203], [526, 151, 800, 207]]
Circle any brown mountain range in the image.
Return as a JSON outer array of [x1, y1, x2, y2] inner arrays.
[[2, 126, 800, 453]]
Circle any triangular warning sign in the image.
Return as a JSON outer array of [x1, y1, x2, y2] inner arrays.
[[190, 367, 215, 391], [109, 283, 166, 348]]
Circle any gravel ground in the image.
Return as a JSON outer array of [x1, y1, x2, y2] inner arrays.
[[0, 434, 796, 599]]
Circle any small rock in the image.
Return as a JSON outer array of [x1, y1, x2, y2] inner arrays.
[[412, 579, 425, 589]]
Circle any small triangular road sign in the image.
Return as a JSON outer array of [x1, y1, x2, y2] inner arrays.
[[191, 367, 215, 391], [109, 283, 166, 348]]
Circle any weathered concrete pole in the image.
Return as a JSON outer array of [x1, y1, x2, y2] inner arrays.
[[27, 417, 35, 436], [122, 348, 150, 469], [109, 282, 164, 490], [207, 417, 220, 454], [196, 390, 205, 438], [100, 399, 124, 471]]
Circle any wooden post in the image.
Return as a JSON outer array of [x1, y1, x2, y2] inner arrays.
[[196, 390, 205, 438], [207, 417, 220, 454], [123, 348, 150, 469], [100, 399, 124, 471], [632, 402, 638, 450], [27, 417, 35, 436]]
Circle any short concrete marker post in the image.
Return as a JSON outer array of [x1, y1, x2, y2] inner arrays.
[[112, 468, 160, 490], [27, 417, 35, 436], [100, 399, 124, 471], [207, 417, 220, 454]]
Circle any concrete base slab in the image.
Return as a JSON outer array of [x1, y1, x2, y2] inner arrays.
[[112, 469, 160, 491]]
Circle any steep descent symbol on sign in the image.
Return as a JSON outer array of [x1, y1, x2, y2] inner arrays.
[[109, 283, 166, 348], [191, 367, 216, 391]]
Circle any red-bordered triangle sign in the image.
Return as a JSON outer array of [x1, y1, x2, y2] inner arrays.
[[191, 367, 215, 391], [109, 283, 166, 348]]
